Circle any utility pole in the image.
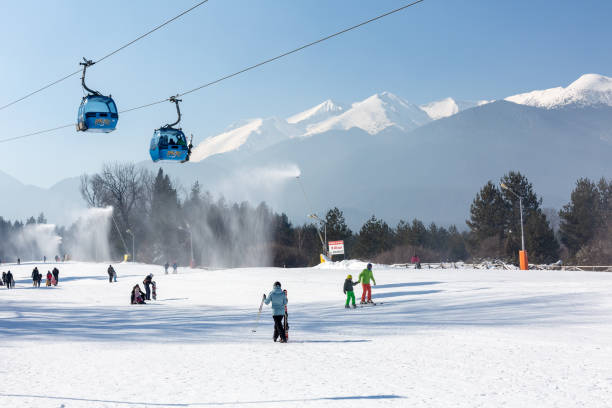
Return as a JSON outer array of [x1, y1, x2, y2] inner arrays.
[[500, 182, 527, 270]]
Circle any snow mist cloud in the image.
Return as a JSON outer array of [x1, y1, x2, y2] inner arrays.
[[14, 224, 62, 262], [64, 207, 113, 262]]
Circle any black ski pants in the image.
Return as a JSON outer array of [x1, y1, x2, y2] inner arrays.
[[108, 273, 113, 283], [273, 314, 286, 342], [144, 283, 151, 300]]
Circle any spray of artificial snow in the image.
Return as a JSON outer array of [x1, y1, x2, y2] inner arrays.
[[64, 207, 113, 262], [14, 224, 62, 262], [192, 164, 302, 268]]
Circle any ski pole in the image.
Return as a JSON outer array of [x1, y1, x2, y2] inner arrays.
[[251, 296, 265, 333]]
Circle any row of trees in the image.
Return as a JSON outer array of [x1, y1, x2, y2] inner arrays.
[[2, 164, 610, 266], [467, 171, 612, 265]]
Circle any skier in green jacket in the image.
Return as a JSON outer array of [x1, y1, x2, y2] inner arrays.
[[358, 263, 376, 304]]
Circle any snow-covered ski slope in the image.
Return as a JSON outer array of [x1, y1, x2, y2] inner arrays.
[[1, 261, 612, 407]]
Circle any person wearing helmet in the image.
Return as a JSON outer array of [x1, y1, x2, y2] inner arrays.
[[263, 281, 288, 343], [358, 263, 376, 304], [343, 274, 359, 308]]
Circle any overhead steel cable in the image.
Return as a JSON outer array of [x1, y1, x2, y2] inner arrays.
[[0, 0, 426, 145], [0, 0, 210, 112], [178, 0, 425, 98]]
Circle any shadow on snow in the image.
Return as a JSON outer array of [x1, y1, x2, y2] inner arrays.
[[0, 393, 403, 406]]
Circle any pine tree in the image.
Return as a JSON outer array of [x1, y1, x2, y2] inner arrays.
[[325, 207, 352, 241], [466, 181, 507, 245], [354, 215, 394, 259], [559, 178, 601, 257]]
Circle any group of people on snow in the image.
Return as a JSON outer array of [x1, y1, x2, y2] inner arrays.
[[163, 262, 178, 274], [130, 273, 156, 304], [1, 270, 14, 288], [343, 263, 376, 308]]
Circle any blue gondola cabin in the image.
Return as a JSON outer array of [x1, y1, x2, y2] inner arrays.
[[150, 128, 190, 162], [77, 95, 118, 132]]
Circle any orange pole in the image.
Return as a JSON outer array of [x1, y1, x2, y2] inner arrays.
[[519, 250, 528, 270]]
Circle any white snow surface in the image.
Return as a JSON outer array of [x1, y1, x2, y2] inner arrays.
[[505, 73, 612, 109], [2, 261, 612, 407]]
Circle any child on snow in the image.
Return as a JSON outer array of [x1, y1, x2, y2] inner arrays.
[[131, 285, 146, 304], [343, 275, 359, 308]]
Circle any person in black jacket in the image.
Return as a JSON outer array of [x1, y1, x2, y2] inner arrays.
[[32, 267, 40, 287], [343, 274, 359, 308], [6, 270, 14, 289], [107, 265, 116, 283], [52, 267, 60, 285], [142, 273, 153, 300]]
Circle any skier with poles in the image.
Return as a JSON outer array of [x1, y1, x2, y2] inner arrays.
[[358, 263, 376, 304], [262, 281, 288, 343]]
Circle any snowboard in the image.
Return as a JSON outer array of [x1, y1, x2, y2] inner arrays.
[[152, 281, 157, 300], [283, 289, 289, 341]]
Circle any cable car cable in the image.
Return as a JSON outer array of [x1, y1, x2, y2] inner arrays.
[[0, 0, 425, 145], [0, 0, 210, 112], [123, 0, 426, 112]]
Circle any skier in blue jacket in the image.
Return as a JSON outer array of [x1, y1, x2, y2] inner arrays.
[[263, 281, 288, 343]]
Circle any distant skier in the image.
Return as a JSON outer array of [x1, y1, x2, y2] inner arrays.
[[43, 256, 46, 263], [172, 262, 178, 274], [343, 274, 359, 308], [2, 271, 6, 286], [164, 262, 169, 275], [17, 258, 20, 265], [107, 265, 116, 283], [263, 281, 288, 343], [6, 270, 14, 289], [52, 267, 60, 285], [143, 273, 154, 300], [411, 254, 421, 269], [358, 263, 377, 304]]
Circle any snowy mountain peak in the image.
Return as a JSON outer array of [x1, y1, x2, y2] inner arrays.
[[190, 117, 299, 162], [287, 99, 344, 125], [420, 97, 459, 120], [420, 97, 491, 120], [506, 73, 612, 109], [304, 92, 431, 136]]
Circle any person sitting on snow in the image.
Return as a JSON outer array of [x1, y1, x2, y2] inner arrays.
[[343, 274, 359, 308], [131, 285, 146, 304]]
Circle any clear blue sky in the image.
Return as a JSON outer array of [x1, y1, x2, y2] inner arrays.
[[1, 0, 611, 187]]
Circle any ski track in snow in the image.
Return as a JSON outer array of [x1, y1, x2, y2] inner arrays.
[[1, 262, 612, 407]]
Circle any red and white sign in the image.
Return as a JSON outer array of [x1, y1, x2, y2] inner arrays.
[[328, 240, 345, 255]]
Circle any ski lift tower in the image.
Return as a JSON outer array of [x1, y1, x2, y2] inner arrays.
[[308, 213, 328, 257]]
